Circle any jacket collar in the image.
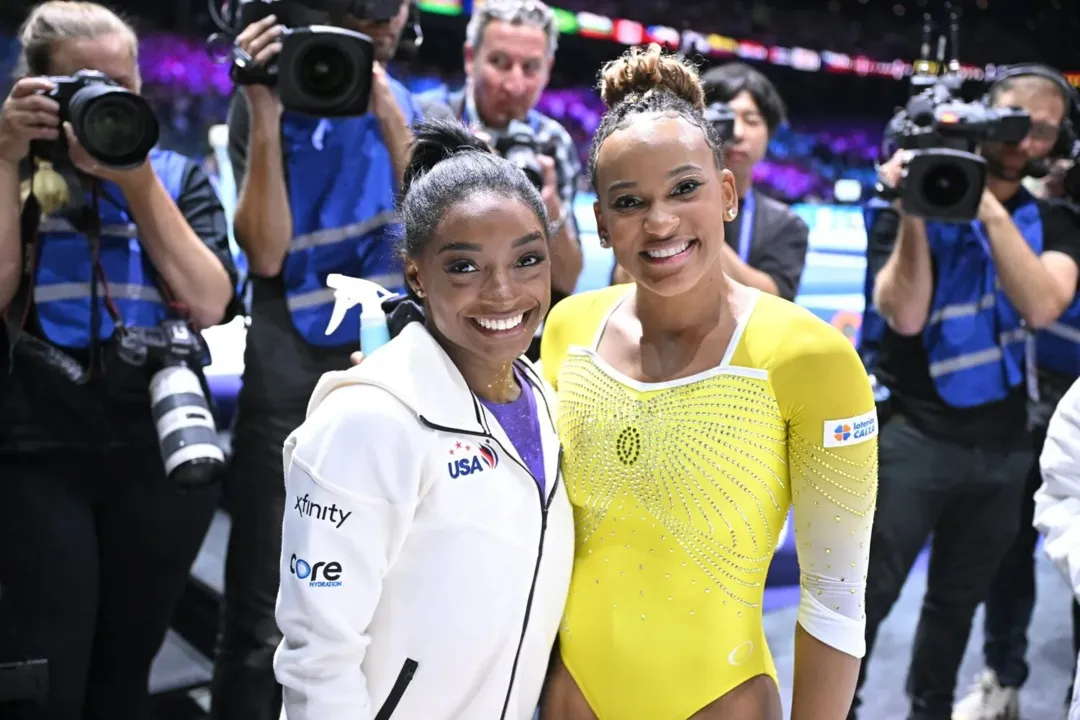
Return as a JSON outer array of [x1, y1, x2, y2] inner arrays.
[[307, 321, 556, 438]]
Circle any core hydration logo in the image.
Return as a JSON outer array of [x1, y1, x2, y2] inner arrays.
[[447, 440, 499, 478], [290, 554, 343, 588], [822, 408, 878, 448]]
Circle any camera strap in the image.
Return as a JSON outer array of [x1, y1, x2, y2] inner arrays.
[[2, 157, 46, 370], [736, 190, 756, 263]]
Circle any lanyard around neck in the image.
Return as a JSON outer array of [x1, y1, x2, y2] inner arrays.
[[737, 190, 756, 262]]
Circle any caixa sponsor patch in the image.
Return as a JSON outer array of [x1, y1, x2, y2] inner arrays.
[[822, 408, 878, 448]]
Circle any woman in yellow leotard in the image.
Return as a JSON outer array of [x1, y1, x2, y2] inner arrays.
[[539, 45, 878, 720]]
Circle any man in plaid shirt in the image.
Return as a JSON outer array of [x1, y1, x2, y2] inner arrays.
[[418, 0, 583, 302]]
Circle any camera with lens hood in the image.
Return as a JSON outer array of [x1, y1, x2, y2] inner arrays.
[[230, 0, 401, 116], [880, 9, 1031, 221], [704, 101, 737, 144], [490, 120, 557, 192], [30, 70, 159, 170], [114, 319, 225, 489]]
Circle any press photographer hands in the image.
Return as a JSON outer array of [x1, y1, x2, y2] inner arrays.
[[236, 13, 401, 123], [0, 76, 149, 186], [235, 13, 284, 111], [877, 149, 912, 197], [0, 78, 61, 166]]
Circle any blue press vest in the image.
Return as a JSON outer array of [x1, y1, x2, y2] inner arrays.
[[32, 148, 189, 349], [281, 78, 419, 347], [922, 191, 1042, 408], [1037, 299, 1080, 379], [858, 199, 891, 368]]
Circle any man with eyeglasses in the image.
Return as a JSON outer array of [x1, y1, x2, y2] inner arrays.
[[418, 0, 583, 317]]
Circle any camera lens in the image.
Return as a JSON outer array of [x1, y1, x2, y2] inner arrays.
[[297, 43, 352, 100], [68, 84, 159, 169], [920, 162, 969, 209], [83, 97, 144, 154]]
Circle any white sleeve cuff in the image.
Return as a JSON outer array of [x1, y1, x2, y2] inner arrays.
[[797, 587, 867, 658]]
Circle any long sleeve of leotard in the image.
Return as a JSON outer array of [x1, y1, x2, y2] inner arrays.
[[770, 312, 879, 658]]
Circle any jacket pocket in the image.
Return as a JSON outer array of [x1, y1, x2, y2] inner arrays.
[[373, 658, 419, 720]]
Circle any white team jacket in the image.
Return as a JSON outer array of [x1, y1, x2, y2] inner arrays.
[[274, 322, 574, 720], [1034, 376, 1080, 720]]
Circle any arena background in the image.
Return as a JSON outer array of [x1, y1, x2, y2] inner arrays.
[[1, 0, 1077, 717]]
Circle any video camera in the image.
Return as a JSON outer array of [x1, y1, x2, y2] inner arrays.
[[222, 0, 403, 116], [114, 319, 225, 489], [29, 70, 159, 171], [881, 6, 1031, 221], [704, 101, 737, 144], [490, 120, 558, 192]]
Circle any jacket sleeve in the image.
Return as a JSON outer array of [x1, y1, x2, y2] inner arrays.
[[275, 383, 427, 719], [1034, 378, 1080, 600]]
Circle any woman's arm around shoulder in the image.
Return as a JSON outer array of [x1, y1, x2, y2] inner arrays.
[[769, 311, 878, 720], [1035, 378, 1080, 600], [275, 382, 428, 720]]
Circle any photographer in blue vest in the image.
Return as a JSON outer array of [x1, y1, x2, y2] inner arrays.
[[214, 2, 421, 718], [954, 158, 1080, 719], [850, 66, 1080, 720], [0, 2, 238, 718]]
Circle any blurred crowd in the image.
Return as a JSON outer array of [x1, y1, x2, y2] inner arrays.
[[0, 31, 882, 204]]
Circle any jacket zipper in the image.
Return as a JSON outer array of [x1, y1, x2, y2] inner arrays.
[[497, 445, 559, 720], [373, 658, 418, 720], [418, 414, 560, 720]]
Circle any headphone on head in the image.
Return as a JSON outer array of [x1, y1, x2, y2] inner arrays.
[[983, 63, 1078, 160], [397, 0, 424, 57]]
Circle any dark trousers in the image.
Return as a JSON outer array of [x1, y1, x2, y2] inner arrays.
[[210, 406, 302, 720], [0, 448, 220, 720], [850, 416, 1033, 720], [983, 422, 1080, 689]]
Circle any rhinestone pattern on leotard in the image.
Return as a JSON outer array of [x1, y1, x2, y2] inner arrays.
[[557, 350, 789, 609]]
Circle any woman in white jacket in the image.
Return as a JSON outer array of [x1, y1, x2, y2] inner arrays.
[[1035, 376, 1080, 720], [273, 120, 574, 720]]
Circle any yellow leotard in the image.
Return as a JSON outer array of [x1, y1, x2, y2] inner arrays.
[[540, 285, 878, 720]]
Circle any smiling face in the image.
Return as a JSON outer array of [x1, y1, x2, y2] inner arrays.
[[406, 191, 550, 366], [593, 112, 737, 297]]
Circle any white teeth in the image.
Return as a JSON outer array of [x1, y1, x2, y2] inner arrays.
[[646, 241, 691, 259], [475, 314, 524, 331]]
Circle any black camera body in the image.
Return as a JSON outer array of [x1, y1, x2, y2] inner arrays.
[[884, 83, 1032, 221], [116, 320, 225, 488], [490, 120, 557, 192], [231, 0, 379, 117], [30, 70, 159, 170], [879, 8, 1044, 222], [115, 318, 207, 369], [704, 101, 737, 144]]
